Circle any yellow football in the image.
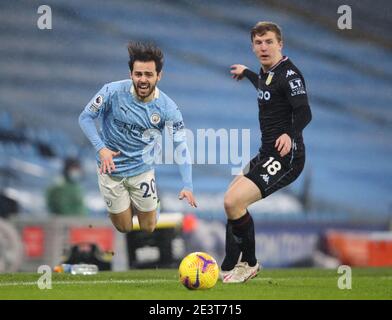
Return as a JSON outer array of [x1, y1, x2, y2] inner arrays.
[[178, 252, 219, 290]]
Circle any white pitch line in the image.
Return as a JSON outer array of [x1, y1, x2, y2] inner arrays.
[[0, 279, 175, 287], [3, 276, 351, 288]]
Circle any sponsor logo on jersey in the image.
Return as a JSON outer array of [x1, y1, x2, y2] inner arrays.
[[258, 89, 271, 101], [289, 78, 306, 96], [150, 113, 161, 125], [113, 119, 145, 137], [265, 72, 274, 85], [286, 69, 297, 78]]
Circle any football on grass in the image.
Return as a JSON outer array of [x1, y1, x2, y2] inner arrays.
[[178, 252, 219, 289]]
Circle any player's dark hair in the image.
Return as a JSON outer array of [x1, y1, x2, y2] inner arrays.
[[251, 21, 282, 43], [127, 41, 164, 73]]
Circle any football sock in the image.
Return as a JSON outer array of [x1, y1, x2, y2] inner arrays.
[[221, 222, 242, 271], [229, 210, 257, 267]]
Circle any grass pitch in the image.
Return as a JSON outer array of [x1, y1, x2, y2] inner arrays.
[[0, 268, 391, 300]]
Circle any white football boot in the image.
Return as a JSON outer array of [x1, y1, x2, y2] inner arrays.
[[220, 252, 242, 281], [222, 261, 260, 283]]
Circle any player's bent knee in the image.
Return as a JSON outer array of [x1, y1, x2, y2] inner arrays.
[[109, 209, 133, 233], [114, 225, 133, 233], [112, 220, 133, 233], [223, 195, 235, 214], [224, 194, 242, 219], [140, 222, 156, 233], [137, 209, 157, 233]]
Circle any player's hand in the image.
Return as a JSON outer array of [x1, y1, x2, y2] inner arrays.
[[230, 64, 248, 81], [99, 147, 121, 174], [178, 189, 197, 208], [275, 133, 292, 157]]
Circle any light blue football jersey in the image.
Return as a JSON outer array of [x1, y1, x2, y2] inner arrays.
[[79, 79, 192, 189]]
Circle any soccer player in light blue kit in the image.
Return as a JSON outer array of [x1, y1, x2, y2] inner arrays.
[[79, 42, 197, 233]]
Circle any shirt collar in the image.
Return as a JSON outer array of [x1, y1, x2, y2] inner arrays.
[[262, 56, 288, 74]]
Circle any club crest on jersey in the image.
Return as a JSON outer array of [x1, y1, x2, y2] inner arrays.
[[150, 113, 161, 125], [265, 72, 274, 85], [105, 198, 112, 208]]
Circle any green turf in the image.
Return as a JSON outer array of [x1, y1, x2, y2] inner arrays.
[[0, 268, 391, 300]]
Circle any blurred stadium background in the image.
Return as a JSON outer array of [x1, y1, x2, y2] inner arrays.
[[0, 0, 392, 273]]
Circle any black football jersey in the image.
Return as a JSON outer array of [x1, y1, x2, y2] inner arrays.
[[243, 57, 311, 157]]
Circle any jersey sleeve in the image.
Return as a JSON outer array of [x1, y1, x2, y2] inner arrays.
[[78, 84, 111, 152], [243, 68, 259, 89], [164, 100, 187, 142], [165, 102, 193, 191], [82, 84, 111, 118], [281, 72, 312, 137]]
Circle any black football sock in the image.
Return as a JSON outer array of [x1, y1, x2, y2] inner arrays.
[[221, 222, 241, 271], [229, 210, 257, 267]]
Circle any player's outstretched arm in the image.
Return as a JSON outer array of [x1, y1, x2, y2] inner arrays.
[[173, 139, 197, 208], [230, 64, 258, 88], [166, 102, 197, 208], [171, 133, 197, 208], [230, 64, 248, 80]]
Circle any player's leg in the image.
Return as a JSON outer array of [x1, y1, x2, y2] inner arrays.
[[222, 176, 261, 283], [224, 175, 262, 219], [222, 153, 266, 282], [109, 208, 133, 233], [221, 155, 259, 275], [135, 209, 157, 233], [127, 170, 159, 233], [220, 174, 244, 278], [225, 176, 261, 257], [227, 173, 243, 191], [224, 153, 305, 283]]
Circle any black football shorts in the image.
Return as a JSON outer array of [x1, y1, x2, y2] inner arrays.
[[243, 150, 305, 198]]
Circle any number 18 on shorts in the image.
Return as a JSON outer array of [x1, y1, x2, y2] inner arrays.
[[244, 152, 304, 198]]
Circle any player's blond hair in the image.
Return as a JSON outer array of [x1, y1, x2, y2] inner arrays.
[[251, 21, 282, 43]]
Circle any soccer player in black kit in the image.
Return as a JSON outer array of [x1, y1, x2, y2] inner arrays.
[[221, 21, 312, 283]]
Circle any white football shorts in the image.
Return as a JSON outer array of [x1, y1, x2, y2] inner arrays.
[[97, 169, 158, 214]]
